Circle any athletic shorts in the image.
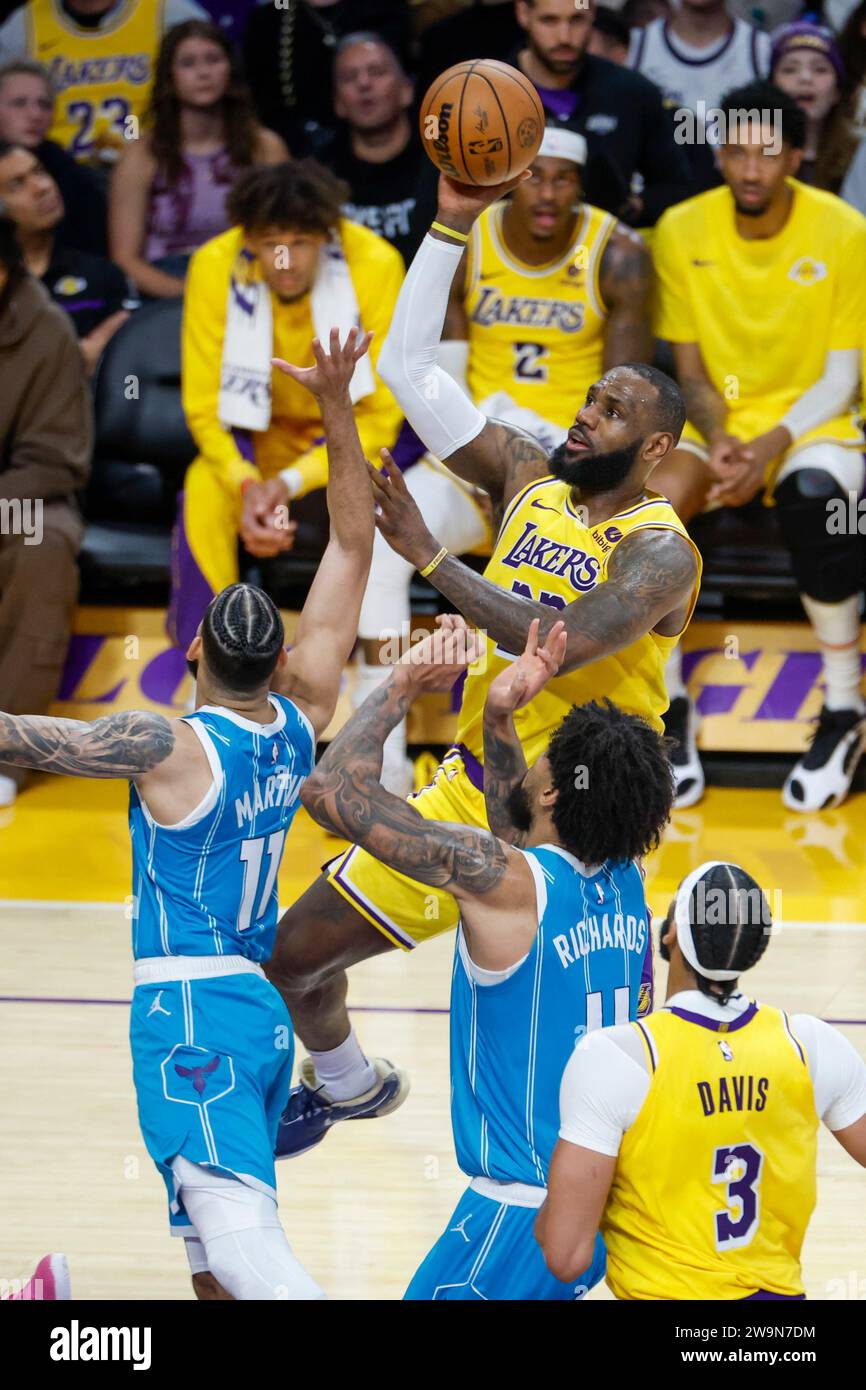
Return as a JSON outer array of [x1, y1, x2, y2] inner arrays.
[[130, 969, 293, 1234], [404, 1184, 607, 1301], [326, 747, 486, 950]]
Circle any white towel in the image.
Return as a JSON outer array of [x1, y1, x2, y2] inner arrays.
[[218, 235, 375, 435]]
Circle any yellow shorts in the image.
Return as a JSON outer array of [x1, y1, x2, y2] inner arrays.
[[326, 748, 486, 950]]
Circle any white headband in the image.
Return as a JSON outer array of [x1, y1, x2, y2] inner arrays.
[[538, 126, 587, 167], [674, 861, 743, 983]]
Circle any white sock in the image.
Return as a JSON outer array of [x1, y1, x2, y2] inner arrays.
[[664, 644, 687, 701], [354, 659, 409, 774], [308, 1028, 377, 1101], [801, 594, 865, 713]]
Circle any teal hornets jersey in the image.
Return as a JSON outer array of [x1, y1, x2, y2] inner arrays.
[[129, 695, 314, 961], [450, 846, 650, 1186]]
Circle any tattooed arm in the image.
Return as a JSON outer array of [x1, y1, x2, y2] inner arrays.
[[301, 666, 514, 902], [482, 620, 568, 847], [599, 226, 654, 369]]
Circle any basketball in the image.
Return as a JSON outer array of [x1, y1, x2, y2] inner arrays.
[[419, 59, 545, 187]]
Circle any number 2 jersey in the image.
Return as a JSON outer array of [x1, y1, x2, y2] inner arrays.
[[128, 695, 314, 962], [560, 991, 866, 1299], [464, 200, 617, 431], [455, 475, 702, 767], [451, 846, 651, 1187]]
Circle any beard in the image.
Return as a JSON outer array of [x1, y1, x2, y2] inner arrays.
[[506, 779, 534, 834], [548, 437, 642, 494]]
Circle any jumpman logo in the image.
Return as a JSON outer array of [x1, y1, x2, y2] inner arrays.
[[450, 1215, 473, 1243], [175, 1054, 221, 1096], [147, 990, 171, 1018]]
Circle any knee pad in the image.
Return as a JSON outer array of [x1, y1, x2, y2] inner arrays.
[[774, 468, 862, 603]]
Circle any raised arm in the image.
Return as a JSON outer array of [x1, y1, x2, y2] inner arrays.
[[598, 226, 654, 369], [372, 458, 699, 669], [376, 172, 549, 511], [272, 328, 376, 738], [299, 628, 517, 902]]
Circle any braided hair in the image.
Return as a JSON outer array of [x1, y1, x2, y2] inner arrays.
[[201, 584, 284, 694], [664, 863, 773, 1006]]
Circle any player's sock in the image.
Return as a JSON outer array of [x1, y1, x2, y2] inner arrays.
[[801, 594, 865, 712], [308, 1028, 377, 1101], [664, 644, 687, 701], [354, 658, 413, 796]]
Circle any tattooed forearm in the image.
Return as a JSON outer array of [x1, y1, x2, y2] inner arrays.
[[679, 375, 727, 442], [301, 673, 509, 897], [426, 528, 697, 672], [599, 231, 654, 368], [482, 710, 529, 847], [0, 710, 176, 777]]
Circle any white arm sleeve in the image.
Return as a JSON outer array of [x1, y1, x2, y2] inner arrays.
[[792, 1014, 866, 1131], [779, 349, 861, 442], [558, 1029, 651, 1156], [437, 339, 471, 399], [376, 234, 486, 461]]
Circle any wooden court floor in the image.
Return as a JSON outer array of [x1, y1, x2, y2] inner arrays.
[[1, 775, 866, 1301]]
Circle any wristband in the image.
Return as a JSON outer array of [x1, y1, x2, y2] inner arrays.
[[420, 546, 449, 578], [431, 221, 469, 244]]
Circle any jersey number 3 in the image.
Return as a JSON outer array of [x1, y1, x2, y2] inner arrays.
[[712, 1143, 764, 1251], [238, 830, 286, 933]]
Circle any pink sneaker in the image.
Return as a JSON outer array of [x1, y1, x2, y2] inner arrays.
[[5, 1254, 70, 1300]]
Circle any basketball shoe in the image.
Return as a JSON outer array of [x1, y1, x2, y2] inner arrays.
[[782, 706, 866, 812], [275, 1057, 409, 1159], [4, 1254, 70, 1300]]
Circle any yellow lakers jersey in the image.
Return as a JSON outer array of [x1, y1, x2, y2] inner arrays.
[[603, 1003, 819, 1301], [464, 201, 617, 429], [454, 476, 702, 766], [28, 0, 164, 163]]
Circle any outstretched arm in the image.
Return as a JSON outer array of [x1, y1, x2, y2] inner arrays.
[[300, 628, 517, 902], [0, 709, 176, 778], [272, 329, 376, 737], [376, 172, 549, 512], [372, 459, 699, 669]]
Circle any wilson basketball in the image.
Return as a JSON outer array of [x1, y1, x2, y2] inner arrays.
[[419, 59, 545, 187]]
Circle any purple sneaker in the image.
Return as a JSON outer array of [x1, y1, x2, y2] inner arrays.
[[275, 1057, 409, 1159]]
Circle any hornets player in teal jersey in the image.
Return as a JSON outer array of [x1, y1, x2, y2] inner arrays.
[[0, 327, 384, 1302], [299, 615, 676, 1300]]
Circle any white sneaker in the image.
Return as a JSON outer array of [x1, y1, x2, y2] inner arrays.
[[662, 696, 705, 808], [0, 774, 17, 807], [782, 706, 866, 813]]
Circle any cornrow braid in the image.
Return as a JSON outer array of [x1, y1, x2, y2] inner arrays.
[[201, 583, 285, 694], [687, 863, 772, 1005]]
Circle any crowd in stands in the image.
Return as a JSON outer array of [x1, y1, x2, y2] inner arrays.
[[3, 0, 866, 810]]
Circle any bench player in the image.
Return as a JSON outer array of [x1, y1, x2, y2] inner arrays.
[[298, 616, 675, 1299], [269, 170, 701, 1159], [354, 124, 654, 794], [538, 860, 866, 1299], [0, 328, 375, 1300]]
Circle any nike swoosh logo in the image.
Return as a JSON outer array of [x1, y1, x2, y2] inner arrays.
[[691, 259, 714, 267], [531, 501, 560, 514]]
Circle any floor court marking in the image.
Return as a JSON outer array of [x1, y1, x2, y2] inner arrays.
[[1, 994, 864, 1026]]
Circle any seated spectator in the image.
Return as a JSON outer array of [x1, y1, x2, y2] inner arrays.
[[243, 0, 409, 157], [109, 20, 288, 300], [649, 82, 866, 814], [0, 215, 92, 807], [173, 159, 403, 646], [588, 7, 631, 64], [511, 0, 690, 226], [630, 0, 769, 193], [0, 141, 131, 372], [0, 59, 108, 254], [0, 0, 208, 168], [321, 31, 437, 266], [770, 22, 860, 193]]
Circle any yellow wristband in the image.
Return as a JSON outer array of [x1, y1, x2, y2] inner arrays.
[[420, 546, 449, 578], [430, 221, 469, 244]]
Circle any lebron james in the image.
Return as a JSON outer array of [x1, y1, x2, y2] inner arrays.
[[268, 170, 702, 1157]]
